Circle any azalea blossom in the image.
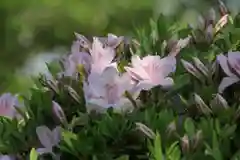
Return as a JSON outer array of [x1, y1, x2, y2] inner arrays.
[[124, 55, 176, 90], [83, 67, 139, 113], [217, 52, 240, 93], [36, 125, 61, 155], [89, 37, 117, 74], [63, 35, 117, 78], [0, 93, 22, 119]]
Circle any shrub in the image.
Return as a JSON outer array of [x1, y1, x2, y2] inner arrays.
[[1, 2, 240, 160]]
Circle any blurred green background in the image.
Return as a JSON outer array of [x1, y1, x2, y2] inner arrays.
[[1, 0, 240, 94]]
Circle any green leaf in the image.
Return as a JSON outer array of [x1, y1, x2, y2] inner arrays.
[[29, 148, 39, 160], [220, 124, 237, 139], [115, 155, 129, 160], [61, 130, 78, 154], [153, 132, 164, 160], [184, 117, 195, 137], [166, 141, 181, 160]]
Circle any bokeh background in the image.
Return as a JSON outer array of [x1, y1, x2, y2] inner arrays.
[[1, 0, 240, 94]]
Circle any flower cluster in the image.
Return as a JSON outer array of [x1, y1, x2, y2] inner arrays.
[[60, 33, 177, 113]]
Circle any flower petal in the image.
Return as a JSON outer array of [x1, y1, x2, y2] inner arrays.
[[217, 54, 236, 77], [52, 126, 61, 145], [227, 51, 240, 76], [52, 101, 66, 122], [159, 77, 174, 89], [131, 55, 142, 68], [136, 80, 155, 91], [36, 126, 54, 148], [124, 67, 146, 81], [218, 77, 239, 93], [157, 56, 176, 77], [100, 67, 118, 84], [36, 148, 52, 155]]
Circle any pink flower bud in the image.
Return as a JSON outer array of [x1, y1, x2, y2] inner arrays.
[[52, 101, 66, 123]]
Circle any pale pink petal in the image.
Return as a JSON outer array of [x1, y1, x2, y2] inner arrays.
[[69, 52, 92, 73], [117, 73, 134, 94], [217, 54, 235, 77], [136, 80, 155, 91], [0, 93, 19, 119], [36, 126, 54, 148], [91, 37, 115, 64], [158, 77, 174, 88], [52, 126, 61, 145], [63, 58, 76, 77], [131, 55, 142, 68], [124, 66, 149, 81], [105, 84, 119, 105], [107, 33, 124, 48], [227, 52, 240, 76], [156, 56, 176, 77], [141, 55, 161, 66], [218, 77, 239, 93], [83, 82, 103, 101], [71, 41, 81, 54], [100, 67, 118, 84], [36, 148, 52, 155]]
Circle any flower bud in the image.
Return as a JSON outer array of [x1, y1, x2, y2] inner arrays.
[[66, 85, 81, 103], [181, 59, 202, 79], [136, 122, 155, 139], [192, 57, 209, 77], [210, 94, 229, 109], [166, 121, 177, 136], [218, 0, 228, 16], [193, 130, 203, 149], [169, 36, 191, 57], [52, 101, 66, 123], [181, 134, 190, 153], [205, 24, 214, 42], [74, 32, 91, 49], [211, 61, 217, 75], [215, 14, 228, 33], [193, 93, 212, 115]]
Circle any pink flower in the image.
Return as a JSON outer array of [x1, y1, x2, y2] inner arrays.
[[83, 67, 139, 113], [63, 36, 117, 77], [217, 52, 240, 93], [36, 126, 61, 155], [90, 37, 117, 74], [0, 93, 22, 119], [124, 55, 176, 90]]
